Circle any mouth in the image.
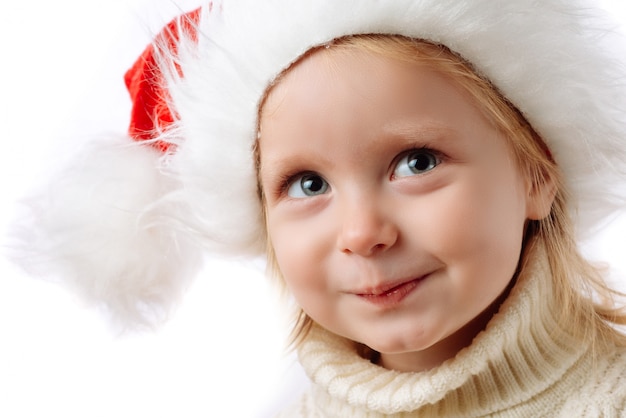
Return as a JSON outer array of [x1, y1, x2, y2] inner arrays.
[[355, 275, 428, 308]]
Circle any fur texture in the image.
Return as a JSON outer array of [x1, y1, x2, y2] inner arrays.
[[10, 137, 202, 328], [11, 0, 626, 325]]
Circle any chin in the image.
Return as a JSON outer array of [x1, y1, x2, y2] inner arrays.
[[360, 333, 432, 355]]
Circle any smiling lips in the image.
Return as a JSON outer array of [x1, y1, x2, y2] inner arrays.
[[356, 276, 427, 308]]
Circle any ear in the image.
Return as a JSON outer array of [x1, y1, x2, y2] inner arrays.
[[526, 171, 557, 220]]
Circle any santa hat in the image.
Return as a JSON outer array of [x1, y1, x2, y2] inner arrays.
[[11, 0, 626, 326]]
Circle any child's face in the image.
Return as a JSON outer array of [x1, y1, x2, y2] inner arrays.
[[258, 47, 546, 371]]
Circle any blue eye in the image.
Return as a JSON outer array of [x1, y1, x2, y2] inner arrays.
[[287, 173, 329, 198], [393, 149, 440, 178]]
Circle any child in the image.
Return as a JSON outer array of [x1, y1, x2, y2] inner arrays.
[[12, 0, 626, 416]]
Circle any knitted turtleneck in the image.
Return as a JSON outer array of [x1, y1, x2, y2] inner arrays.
[[280, 244, 626, 417]]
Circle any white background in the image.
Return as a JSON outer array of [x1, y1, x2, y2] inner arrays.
[[0, 1, 625, 417]]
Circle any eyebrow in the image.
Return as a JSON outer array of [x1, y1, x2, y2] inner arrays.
[[259, 151, 331, 181], [381, 120, 458, 143]]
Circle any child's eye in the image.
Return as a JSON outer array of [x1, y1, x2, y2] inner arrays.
[[287, 173, 330, 198], [393, 149, 441, 178]]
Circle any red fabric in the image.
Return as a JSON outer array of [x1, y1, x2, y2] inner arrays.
[[124, 7, 203, 152]]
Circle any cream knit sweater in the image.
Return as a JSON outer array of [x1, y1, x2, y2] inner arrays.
[[278, 247, 626, 417]]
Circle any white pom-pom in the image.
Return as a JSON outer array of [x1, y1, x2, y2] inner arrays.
[[8, 136, 202, 329]]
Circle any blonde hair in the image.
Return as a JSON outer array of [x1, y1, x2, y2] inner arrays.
[[256, 34, 626, 350]]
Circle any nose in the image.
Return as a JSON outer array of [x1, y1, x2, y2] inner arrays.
[[336, 196, 399, 256]]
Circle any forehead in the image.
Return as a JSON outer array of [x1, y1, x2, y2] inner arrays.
[[259, 37, 494, 128], [258, 43, 490, 140]]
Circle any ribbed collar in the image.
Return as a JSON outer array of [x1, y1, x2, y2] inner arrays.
[[297, 243, 589, 417]]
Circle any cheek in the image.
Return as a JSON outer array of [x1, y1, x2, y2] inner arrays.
[[419, 172, 528, 276], [268, 216, 342, 327], [267, 213, 332, 294]]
